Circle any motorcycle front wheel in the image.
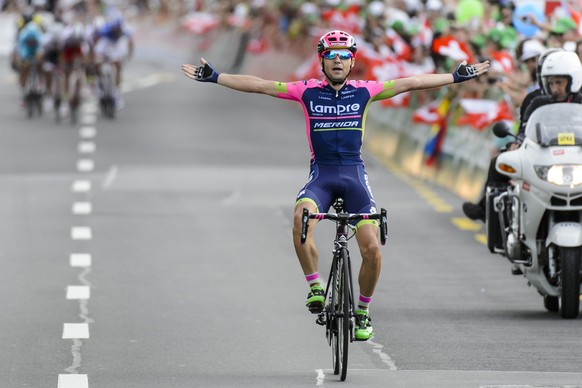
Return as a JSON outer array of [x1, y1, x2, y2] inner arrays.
[[559, 247, 581, 319]]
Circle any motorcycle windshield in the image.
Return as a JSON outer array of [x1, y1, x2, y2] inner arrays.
[[525, 103, 582, 147]]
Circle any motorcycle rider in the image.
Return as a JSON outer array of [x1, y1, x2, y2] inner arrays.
[[462, 49, 574, 223], [521, 50, 582, 123]]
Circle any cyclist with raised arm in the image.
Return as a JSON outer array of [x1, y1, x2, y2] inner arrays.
[[182, 30, 489, 341]]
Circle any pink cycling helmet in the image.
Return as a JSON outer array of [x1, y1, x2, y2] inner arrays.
[[317, 30, 357, 57]]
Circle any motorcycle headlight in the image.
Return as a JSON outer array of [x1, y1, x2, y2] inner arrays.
[[534, 165, 582, 187]]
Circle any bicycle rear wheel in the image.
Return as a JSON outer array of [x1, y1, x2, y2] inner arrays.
[[25, 94, 34, 118], [332, 249, 350, 381], [101, 96, 116, 119]]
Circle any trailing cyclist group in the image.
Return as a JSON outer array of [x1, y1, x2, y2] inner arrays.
[[10, 0, 133, 121]]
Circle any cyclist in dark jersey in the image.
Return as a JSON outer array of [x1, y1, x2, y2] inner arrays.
[[182, 30, 489, 341]]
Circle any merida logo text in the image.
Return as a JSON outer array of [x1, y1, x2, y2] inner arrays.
[[314, 121, 359, 128], [309, 101, 360, 115]]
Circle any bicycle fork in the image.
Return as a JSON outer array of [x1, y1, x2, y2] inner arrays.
[[317, 237, 354, 335]]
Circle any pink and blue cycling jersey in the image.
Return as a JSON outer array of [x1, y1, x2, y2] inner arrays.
[[275, 79, 396, 166]]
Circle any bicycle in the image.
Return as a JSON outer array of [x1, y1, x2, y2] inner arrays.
[[50, 64, 65, 123], [23, 60, 45, 118], [67, 58, 85, 125], [98, 58, 117, 119], [300, 198, 388, 381]]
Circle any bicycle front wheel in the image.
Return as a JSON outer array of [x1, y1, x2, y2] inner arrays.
[[330, 252, 341, 375], [336, 249, 351, 381]]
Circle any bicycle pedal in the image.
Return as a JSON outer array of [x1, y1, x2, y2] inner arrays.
[[309, 307, 323, 314], [315, 314, 326, 326], [308, 302, 324, 314]]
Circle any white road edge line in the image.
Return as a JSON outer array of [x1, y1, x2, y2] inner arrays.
[[315, 369, 325, 386], [367, 339, 398, 370], [122, 72, 176, 93], [102, 165, 118, 189], [221, 189, 240, 206]]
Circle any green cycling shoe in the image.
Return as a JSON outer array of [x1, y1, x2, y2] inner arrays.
[[354, 309, 373, 341], [306, 285, 325, 313]]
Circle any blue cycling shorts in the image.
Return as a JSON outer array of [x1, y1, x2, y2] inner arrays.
[[295, 163, 378, 229]]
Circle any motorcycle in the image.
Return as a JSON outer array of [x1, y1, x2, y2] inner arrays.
[[487, 103, 582, 319]]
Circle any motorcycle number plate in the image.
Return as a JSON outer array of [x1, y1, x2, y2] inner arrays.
[[558, 132, 575, 145]]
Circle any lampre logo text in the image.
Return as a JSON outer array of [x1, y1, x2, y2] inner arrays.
[[309, 101, 360, 115]]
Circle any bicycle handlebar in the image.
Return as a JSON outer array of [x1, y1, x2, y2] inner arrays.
[[300, 208, 388, 245]]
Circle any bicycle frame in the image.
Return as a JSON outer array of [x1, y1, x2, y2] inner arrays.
[[322, 217, 354, 336], [99, 57, 117, 119], [24, 60, 44, 118], [51, 65, 65, 122], [68, 59, 85, 124]]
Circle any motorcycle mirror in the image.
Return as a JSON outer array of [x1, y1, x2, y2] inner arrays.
[[492, 121, 515, 139]]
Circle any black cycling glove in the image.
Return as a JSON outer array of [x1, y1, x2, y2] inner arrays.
[[452, 63, 478, 83], [196, 62, 220, 83]]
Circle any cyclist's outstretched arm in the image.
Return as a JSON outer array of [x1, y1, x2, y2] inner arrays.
[[388, 60, 490, 98], [181, 58, 278, 97]]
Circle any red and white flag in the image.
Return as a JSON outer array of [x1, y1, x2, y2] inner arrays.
[[182, 12, 220, 35], [432, 36, 474, 63], [412, 101, 442, 124], [457, 99, 515, 130]]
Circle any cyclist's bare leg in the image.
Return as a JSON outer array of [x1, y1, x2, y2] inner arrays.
[[19, 61, 29, 89], [114, 61, 122, 87], [355, 224, 382, 300], [64, 68, 71, 100], [44, 68, 52, 94], [292, 202, 319, 280]]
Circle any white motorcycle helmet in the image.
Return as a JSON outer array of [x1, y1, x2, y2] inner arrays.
[[540, 51, 582, 95]]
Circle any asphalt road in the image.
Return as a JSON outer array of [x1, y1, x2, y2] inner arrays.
[[1, 16, 582, 388]]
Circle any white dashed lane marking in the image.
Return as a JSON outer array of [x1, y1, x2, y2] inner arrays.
[[72, 180, 92, 193], [77, 159, 95, 172], [72, 202, 92, 215], [66, 286, 91, 300], [71, 227, 92, 240], [62, 323, 90, 339], [78, 141, 96, 154], [57, 374, 88, 388], [70, 254, 92, 268], [81, 114, 97, 126], [79, 126, 96, 139], [61, 78, 100, 387]]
